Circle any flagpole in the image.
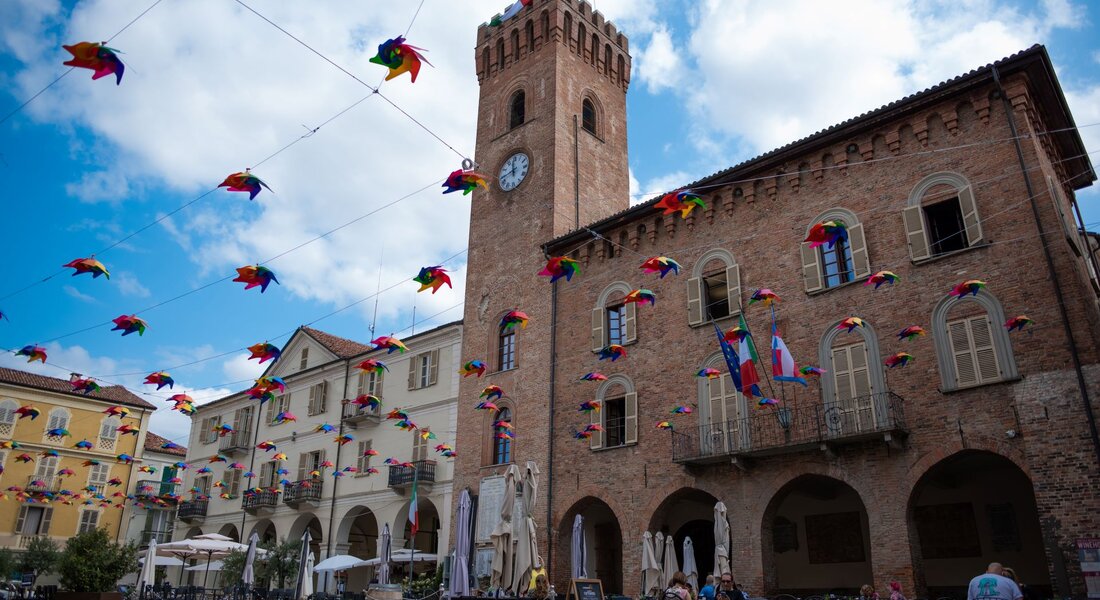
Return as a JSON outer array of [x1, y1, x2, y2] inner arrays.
[[771, 305, 787, 407], [733, 298, 778, 400], [409, 462, 416, 592]]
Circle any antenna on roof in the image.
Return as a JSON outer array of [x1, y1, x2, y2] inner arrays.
[[369, 249, 384, 339]]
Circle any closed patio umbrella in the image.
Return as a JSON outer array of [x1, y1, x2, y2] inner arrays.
[[490, 464, 520, 592], [448, 489, 472, 597], [137, 537, 158, 595], [294, 530, 313, 600], [713, 502, 730, 577], [242, 533, 259, 589], [570, 514, 587, 579], [641, 532, 662, 597], [512, 461, 541, 595], [682, 537, 699, 591], [377, 523, 392, 585], [662, 534, 679, 590]]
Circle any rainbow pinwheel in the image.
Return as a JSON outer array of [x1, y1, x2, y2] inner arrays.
[[16, 346, 47, 363], [314, 423, 336, 434], [480, 385, 504, 401], [757, 398, 779, 406], [248, 342, 281, 363], [274, 412, 297, 424], [885, 352, 915, 368], [865, 271, 900, 289], [654, 190, 705, 219], [655, 421, 673, 431], [1005, 315, 1034, 332], [273, 453, 288, 462], [434, 443, 453, 453], [63, 256, 110, 279], [749, 289, 780, 306], [62, 42, 124, 84], [69, 377, 100, 395], [799, 366, 826, 377], [352, 394, 382, 411], [897, 326, 926, 341], [82, 460, 101, 468], [804, 221, 849, 249], [0, 441, 19, 449], [458, 360, 486, 378], [255, 376, 286, 393], [386, 409, 410, 421], [46, 428, 70, 439], [218, 169, 271, 200], [442, 169, 489, 195], [161, 441, 182, 450], [41, 449, 60, 458], [578, 401, 600, 413], [500, 311, 529, 330], [475, 401, 498, 411], [111, 314, 148, 336], [248, 388, 275, 404], [640, 256, 682, 278], [837, 317, 866, 333], [168, 394, 193, 405], [413, 266, 452, 294], [143, 371, 174, 390], [580, 372, 607, 382], [395, 418, 418, 432], [418, 428, 437, 441], [539, 257, 580, 283], [116, 424, 139, 436], [215, 424, 234, 437], [950, 280, 987, 298], [624, 289, 656, 306], [196, 467, 212, 474], [696, 368, 721, 379], [671, 406, 693, 415], [383, 458, 401, 465], [495, 431, 515, 440], [209, 455, 228, 464], [74, 440, 93, 450], [233, 265, 280, 293], [572, 429, 593, 440], [139, 465, 158, 473], [116, 454, 134, 464], [364, 467, 380, 475], [371, 336, 408, 354], [362, 448, 379, 457], [14, 454, 33, 464], [369, 35, 431, 82], [257, 441, 277, 452], [15, 406, 40, 420], [597, 345, 627, 361], [58, 468, 75, 478], [357, 359, 388, 374]]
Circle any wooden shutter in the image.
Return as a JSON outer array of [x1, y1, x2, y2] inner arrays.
[[319, 382, 328, 413], [357, 440, 372, 472], [35, 455, 59, 481], [970, 316, 1001, 383], [308, 385, 318, 415], [297, 453, 308, 482], [79, 510, 99, 533], [407, 357, 417, 390], [259, 462, 272, 488], [228, 470, 241, 496], [14, 506, 27, 534], [429, 349, 440, 386], [371, 371, 384, 396], [356, 373, 366, 396], [589, 404, 602, 451], [40, 508, 53, 534], [300, 347, 309, 370], [687, 277, 704, 325], [948, 319, 979, 388], [800, 243, 824, 293], [903, 206, 931, 261], [848, 223, 871, 278], [591, 307, 605, 351], [832, 345, 854, 402], [725, 264, 742, 317], [624, 392, 638, 444], [623, 303, 637, 344], [958, 185, 984, 246], [708, 377, 723, 426]]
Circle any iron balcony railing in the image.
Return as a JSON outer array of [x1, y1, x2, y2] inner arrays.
[[219, 430, 252, 453], [283, 479, 322, 505], [136, 479, 180, 499], [387, 460, 436, 488], [671, 392, 907, 464], [341, 401, 382, 424], [141, 529, 174, 546], [243, 489, 280, 511], [178, 499, 209, 520], [25, 476, 57, 493]]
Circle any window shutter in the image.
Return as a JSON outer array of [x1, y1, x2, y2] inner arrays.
[[35, 455, 58, 481], [958, 185, 984, 246], [903, 206, 931, 261], [407, 358, 417, 390], [832, 346, 854, 402], [297, 453, 308, 482], [799, 244, 824, 293], [948, 319, 979, 388], [970, 315, 1001, 383], [591, 307, 606, 352], [623, 303, 637, 345], [267, 397, 278, 424], [686, 277, 704, 325], [14, 506, 27, 534], [429, 349, 440, 386], [589, 405, 602, 451], [40, 508, 53, 534], [357, 373, 366, 396], [373, 371, 384, 396], [850, 343, 872, 396], [725, 264, 742, 317], [308, 385, 317, 415], [624, 392, 638, 445], [320, 382, 328, 413], [848, 223, 872, 278], [708, 377, 723, 426]]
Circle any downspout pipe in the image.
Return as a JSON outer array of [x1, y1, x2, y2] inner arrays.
[[324, 358, 353, 592], [544, 247, 559, 577]]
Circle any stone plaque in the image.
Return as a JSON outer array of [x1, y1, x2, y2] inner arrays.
[[476, 475, 506, 542]]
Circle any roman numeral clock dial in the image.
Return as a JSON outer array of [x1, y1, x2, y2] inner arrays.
[[498, 152, 529, 192]]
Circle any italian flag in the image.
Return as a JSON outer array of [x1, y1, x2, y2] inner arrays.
[[737, 314, 763, 398], [409, 475, 419, 537]]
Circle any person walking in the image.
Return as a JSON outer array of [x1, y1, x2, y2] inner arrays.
[[967, 563, 1023, 600]]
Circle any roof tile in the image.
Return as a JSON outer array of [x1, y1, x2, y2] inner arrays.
[[0, 366, 156, 410]]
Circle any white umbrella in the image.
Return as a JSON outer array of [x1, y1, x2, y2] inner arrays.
[[313, 555, 366, 572], [150, 534, 263, 587], [449, 489, 472, 597], [570, 514, 587, 579], [682, 537, 699, 591], [490, 464, 520, 591], [713, 502, 730, 577], [139, 556, 185, 567], [377, 523, 391, 585], [662, 534, 679, 590], [641, 532, 662, 597], [512, 461, 541, 595], [654, 532, 666, 577], [356, 550, 438, 567], [185, 561, 225, 572], [137, 537, 158, 592], [295, 530, 313, 600], [242, 532, 259, 588]]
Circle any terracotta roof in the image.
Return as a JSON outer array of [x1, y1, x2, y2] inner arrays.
[[300, 327, 374, 358], [144, 431, 187, 456], [0, 366, 156, 410]]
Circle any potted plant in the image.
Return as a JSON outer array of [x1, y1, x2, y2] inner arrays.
[[55, 528, 138, 600]]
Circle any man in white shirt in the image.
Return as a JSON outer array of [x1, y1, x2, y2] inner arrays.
[[968, 563, 1023, 600]]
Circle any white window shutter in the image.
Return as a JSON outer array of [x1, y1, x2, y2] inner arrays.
[[591, 307, 605, 352], [687, 277, 704, 325], [320, 381, 328, 413], [14, 506, 27, 533], [848, 223, 872, 279], [589, 405, 602, 451], [948, 319, 979, 388], [623, 303, 637, 345], [624, 392, 638, 445], [800, 243, 824, 293], [958, 185, 984, 246], [903, 206, 932, 261], [429, 349, 440, 386], [356, 373, 366, 396], [850, 343, 872, 396], [970, 315, 1001, 383], [708, 377, 723, 426], [832, 346, 854, 402], [297, 453, 307, 482], [725, 264, 742, 317], [407, 357, 417, 390], [40, 508, 53, 534]]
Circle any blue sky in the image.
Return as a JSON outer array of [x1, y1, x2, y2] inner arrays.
[[0, 0, 1098, 444]]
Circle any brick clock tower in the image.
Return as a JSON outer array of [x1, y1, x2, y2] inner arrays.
[[452, 0, 630, 583]]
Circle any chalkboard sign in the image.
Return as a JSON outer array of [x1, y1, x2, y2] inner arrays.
[[569, 578, 604, 600]]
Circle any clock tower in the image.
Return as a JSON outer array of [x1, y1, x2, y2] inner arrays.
[[452, 0, 630, 577]]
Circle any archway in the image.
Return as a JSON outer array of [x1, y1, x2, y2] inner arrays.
[[218, 523, 240, 542], [288, 513, 324, 559], [761, 475, 872, 595], [183, 526, 203, 540], [337, 506, 380, 591], [908, 451, 1049, 599], [249, 519, 277, 545], [396, 497, 440, 579], [648, 488, 720, 584], [557, 497, 623, 595]]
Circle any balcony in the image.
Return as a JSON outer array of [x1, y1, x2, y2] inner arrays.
[[387, 460, 436, 493], [243, 489, 280, 515], [671, 392, 908, 468], [135, 480, 180, 503], [341, 401, 382, 428], [25, 476, 57, 494], [141, 529, 174, 546], [219, 430, 252, 455], [178, 500, 208, 523], [283, 480, 322, 508]]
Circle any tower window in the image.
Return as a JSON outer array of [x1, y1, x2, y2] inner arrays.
[[509, 90, 525, 129], [924, 198, 968, 255], [492, 408, 512, 464], [820, 226, 855, 288], [498, 324, 516, 371], [604, 397, 626, 447], [606, 304, 626, 346], [703, 270, 731, 320], [496, 39, 505, 70], [582, 99, 597, 135]]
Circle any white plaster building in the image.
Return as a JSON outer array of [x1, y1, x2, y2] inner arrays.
[[125, 432, 188, 548]]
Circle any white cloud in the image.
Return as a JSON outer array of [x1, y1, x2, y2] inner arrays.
[[222, 353, 266, 384], [115, 271, 151, 298], [634, 26, 683, 93], [628, 168, 641, 205], [1040, 0, 1087, 29], [62, 284, 96, 303], [64, 169, 131, 204], [642, 170, 693, 198]]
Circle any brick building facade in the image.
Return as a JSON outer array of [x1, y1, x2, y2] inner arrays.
[[453, 1, 1100, 598]]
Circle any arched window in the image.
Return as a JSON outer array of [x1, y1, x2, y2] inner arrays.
[[604, 44, 612, 75], [617, 54, 626, 85], [696, 354, 748, 455], [509, 90, 525, 129], [98, 416, 120, 451], [578, 23, 586, 56], [564, 13, 573, 47], [591, 376, 637, 450], [510, 30, 520, 63], [498, 322, 516, 372], [492, 407, 512, 464], [931, 291, 1018, 391], [44, 408, 70, 444], [525, 20, 535, 52], [582, 98, 597, 135], [541, 11, 550, 44], [591, 33, 599, 64], [481, 47, 490, 76], [800, 208, 870, 293], [687, 249, 741, 326], [818, 319, 888, 435], [904, 171, 984, 261], [496, 38, 506, 70], [0, 399, 18, 437], [592, 282, 635, 351]]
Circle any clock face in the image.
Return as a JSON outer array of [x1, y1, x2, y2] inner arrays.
[[498, 152, 530, 192]]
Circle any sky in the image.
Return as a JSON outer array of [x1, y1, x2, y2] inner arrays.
[[0, 0, 1098, 447]]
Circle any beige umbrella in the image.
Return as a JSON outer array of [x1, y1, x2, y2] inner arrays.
[[654, 531, 666, 577], [490, 464, 520, 591], [662, 533, 679, 590], [512, 461, 541, 595], [713, 502, 730, 577], [641, 532, 662, 596]]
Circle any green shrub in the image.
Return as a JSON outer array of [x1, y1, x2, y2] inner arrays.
[[56, 528, 138, 592]]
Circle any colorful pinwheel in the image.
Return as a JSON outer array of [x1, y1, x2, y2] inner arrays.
[[950, 280, 987, 298], [490, 0, 533, 26], [274, 412, 297, 424], [62, 42, 124, 84], [1005, 316, 1034, 332], [671, 406, 693, 415], [16, 346, 47, 364], [255, 376, 286, 393], [386, 409, 410, 421], [696, 368, 721, 379], [139, 465, 157, 473], [897, 326, 926, 341], [111, 314, 148, 336], [539, 257, 580, 283], [63, 256, 110, 279], [578, 401, 600, 413], [40, 450, 59, 458], [209, 455, 228, 464], [116, 454, 134, 464], [655, 421, 673, 431], [799, 366, 826, 377], [233, 265, 280, 293], [475, 401, 498, 411], [371, 336, 408, 354], [458, 360, 486, 378], [885, 352, 915, 368], [624, 289, 656, 306], [580, 372, 607, 382], [273, 453, 288, 461], [418, 428, 437, 441], [837, 317, 866, 333], [442, 169, 488, 195], [15, 406, 40, 420], [314, 423, 336, 434], [480, 385, 504, 401], [143, 371, 174, 390], [74, 440, 93, 450], [500, 311, 529, 330], [215, 424, 234, 437], [654, 190, 705, 219], [248, 342, 281, 363], [363, 448, 379, 457], [352, 395, 382, 411], [218, 169, 271, 200], [14, 454, 33, 464], [257, 441, 277, 452], [639, 256, 682, 278], [69, 377, 100, 395], [46, 428, 70, 439], [369, 35, 431, 82], [757, 398, 779, 406], [749, 289, 780, 306], [357, 359, 388, 374], [804, 221, 849, 249], [597, 345, 626, 361], [117, 424, 140, 436], [161, 441, 182, 450], [865, 271, 900, 289], [413, 266, 452, 294], [58, 468, 75, 478]]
